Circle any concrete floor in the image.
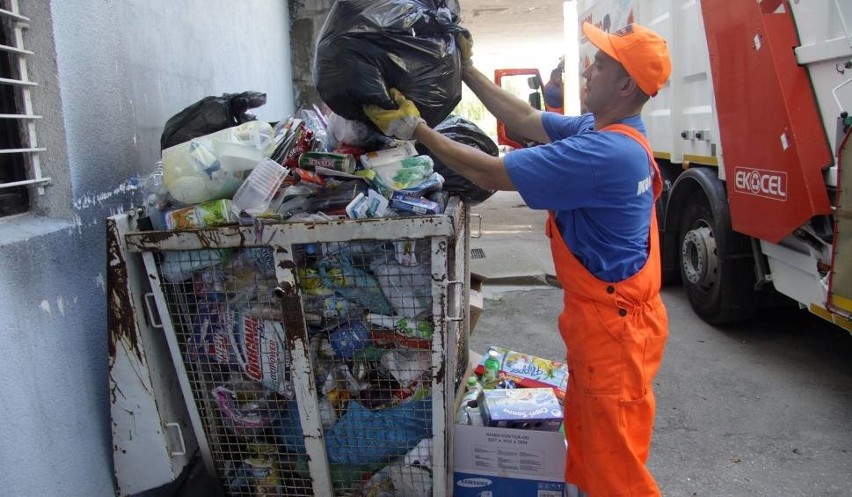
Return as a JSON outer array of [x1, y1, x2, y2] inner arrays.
[[468, 193, 852, 496], [471, 283, 852, 496]]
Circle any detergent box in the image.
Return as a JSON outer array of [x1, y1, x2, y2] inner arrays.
[[480, 388, 564, 431]]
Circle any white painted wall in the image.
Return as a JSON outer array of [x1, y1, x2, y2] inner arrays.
[[0, 1, 293, 495]]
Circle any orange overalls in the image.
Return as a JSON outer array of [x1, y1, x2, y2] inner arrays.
[[546, 124, 669, 496]]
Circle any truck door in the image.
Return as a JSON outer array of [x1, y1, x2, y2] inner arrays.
[[494, 68, 544, 149]]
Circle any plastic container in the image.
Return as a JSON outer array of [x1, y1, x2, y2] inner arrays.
[[230, 159, 290, 218], [359, 141, 418, 169], [483, 349, 501, 383], [165, 199, 237, 229], [162, 120, 274, 204], [461, 376, 483, 407], [214, 141, 266, 172]]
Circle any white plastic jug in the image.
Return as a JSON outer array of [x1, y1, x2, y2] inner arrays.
[[162, 120, 274, 204]]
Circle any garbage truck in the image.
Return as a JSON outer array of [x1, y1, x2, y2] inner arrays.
[[498, 0, 852, 331]]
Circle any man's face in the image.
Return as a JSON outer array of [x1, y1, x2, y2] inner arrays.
[[581, 50, 630, 113]]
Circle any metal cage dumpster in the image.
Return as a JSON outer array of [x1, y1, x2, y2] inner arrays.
[[115, 197, 470, 496]]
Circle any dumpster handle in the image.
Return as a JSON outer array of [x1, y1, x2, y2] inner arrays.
[[446, 280, 464, 321], [144, 292, 163, 329], [165, 422, 187, 457]]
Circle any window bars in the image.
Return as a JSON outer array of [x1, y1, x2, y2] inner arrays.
[[0, 0, 48, 200]]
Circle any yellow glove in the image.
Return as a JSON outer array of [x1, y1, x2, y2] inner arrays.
[[363, 88, 425, 140], [457, 29, 474, 68]]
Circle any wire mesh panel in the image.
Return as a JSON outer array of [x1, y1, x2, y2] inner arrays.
[[289, 239, 436, 495], [153, 246, 314, 496], [128, 204, 468, 496], [143, 233, 462, 495]]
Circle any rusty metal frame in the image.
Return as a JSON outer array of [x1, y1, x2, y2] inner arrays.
[[124, 197, 467, 496]]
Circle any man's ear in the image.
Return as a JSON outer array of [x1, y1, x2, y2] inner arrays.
[[620, 75, 640, 97]]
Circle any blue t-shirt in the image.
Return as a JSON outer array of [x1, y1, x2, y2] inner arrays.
[[544, 82, 563, 109], [504, 113, 654, 282]]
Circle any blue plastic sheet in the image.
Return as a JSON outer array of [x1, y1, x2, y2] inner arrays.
[[274, 398, 432, 465]]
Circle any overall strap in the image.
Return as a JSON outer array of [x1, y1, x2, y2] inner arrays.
[[601, 123, 662, 199]]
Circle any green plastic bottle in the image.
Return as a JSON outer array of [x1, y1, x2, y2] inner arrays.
[[483, 349, 501, 383]]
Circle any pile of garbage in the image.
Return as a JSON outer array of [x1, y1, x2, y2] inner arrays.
[[141, 0, 493, 233], [457, 346, 569, 430], [142, 2, 490, 495], [179, 241, 439, 496], [141, 100, 496, 232]]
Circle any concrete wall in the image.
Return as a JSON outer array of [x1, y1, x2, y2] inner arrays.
[[0, 1, 293, 495]]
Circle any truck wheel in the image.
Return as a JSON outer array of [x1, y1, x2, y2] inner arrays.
[[677, 190, 757, 324]]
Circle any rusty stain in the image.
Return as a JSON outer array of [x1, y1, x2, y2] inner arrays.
[[275, 248, 296, 270], [278, 292, 309, 353], [435, 359, 445, 384], [107, 219, 142, 365]]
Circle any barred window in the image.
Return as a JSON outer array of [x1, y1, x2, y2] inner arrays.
[[0, 1, 48, 217]]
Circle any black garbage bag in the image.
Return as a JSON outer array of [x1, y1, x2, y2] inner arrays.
[[314, 0, 463, 129], [160, 91, 267, 150], [416, 115, 498, 205]]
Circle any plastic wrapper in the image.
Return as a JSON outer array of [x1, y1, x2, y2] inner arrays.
[[160, 248, 230, 283], [327, 112, 382, 148], [141, 160, 170, 230], [398, 172, 444, 197], [274, 398, 432, 466], [416, 114, 499, 205], [379, 349, 431, 388], [304, 180, 369, 216], [162, 120, 275, 204], [319, 250, 394, 315], [164, 199, 237, 229], [160, 91, 267, 150], [212, 386, 274, 440], [366, 156, 434, 196], [369, 252, 432, 318], [359, 463, 432, 497], [268, 118, 314, 168], [314, 0, 464, 129], [298, 106, 330, 152]]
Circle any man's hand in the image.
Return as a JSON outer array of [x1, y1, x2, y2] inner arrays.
[[457, 29, 473, 68], [363, 88, 425, 140]]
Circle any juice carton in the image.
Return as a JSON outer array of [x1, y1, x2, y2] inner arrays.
[[165, 198, 238, 229], [474, 346, 568, 399]]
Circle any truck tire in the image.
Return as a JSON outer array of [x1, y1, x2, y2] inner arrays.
[[677, 190, 758, 324]]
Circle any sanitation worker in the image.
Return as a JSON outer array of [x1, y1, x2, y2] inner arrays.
[[544, 66, 565, 114], [363, 22, 672, 496]]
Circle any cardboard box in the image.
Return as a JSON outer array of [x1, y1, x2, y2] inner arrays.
[[453, 423, 567, 496], [453, 350, 567, 497]]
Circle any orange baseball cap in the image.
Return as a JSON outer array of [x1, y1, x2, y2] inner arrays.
[[582, 22, 672, 97]]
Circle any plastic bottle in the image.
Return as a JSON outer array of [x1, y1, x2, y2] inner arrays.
[[461, 376, 483, 407], [483, 349, 501, 383], [162, 120, 274, 204]]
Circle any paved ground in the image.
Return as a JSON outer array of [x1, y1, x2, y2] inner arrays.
[[468, 192, 852, 496]]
